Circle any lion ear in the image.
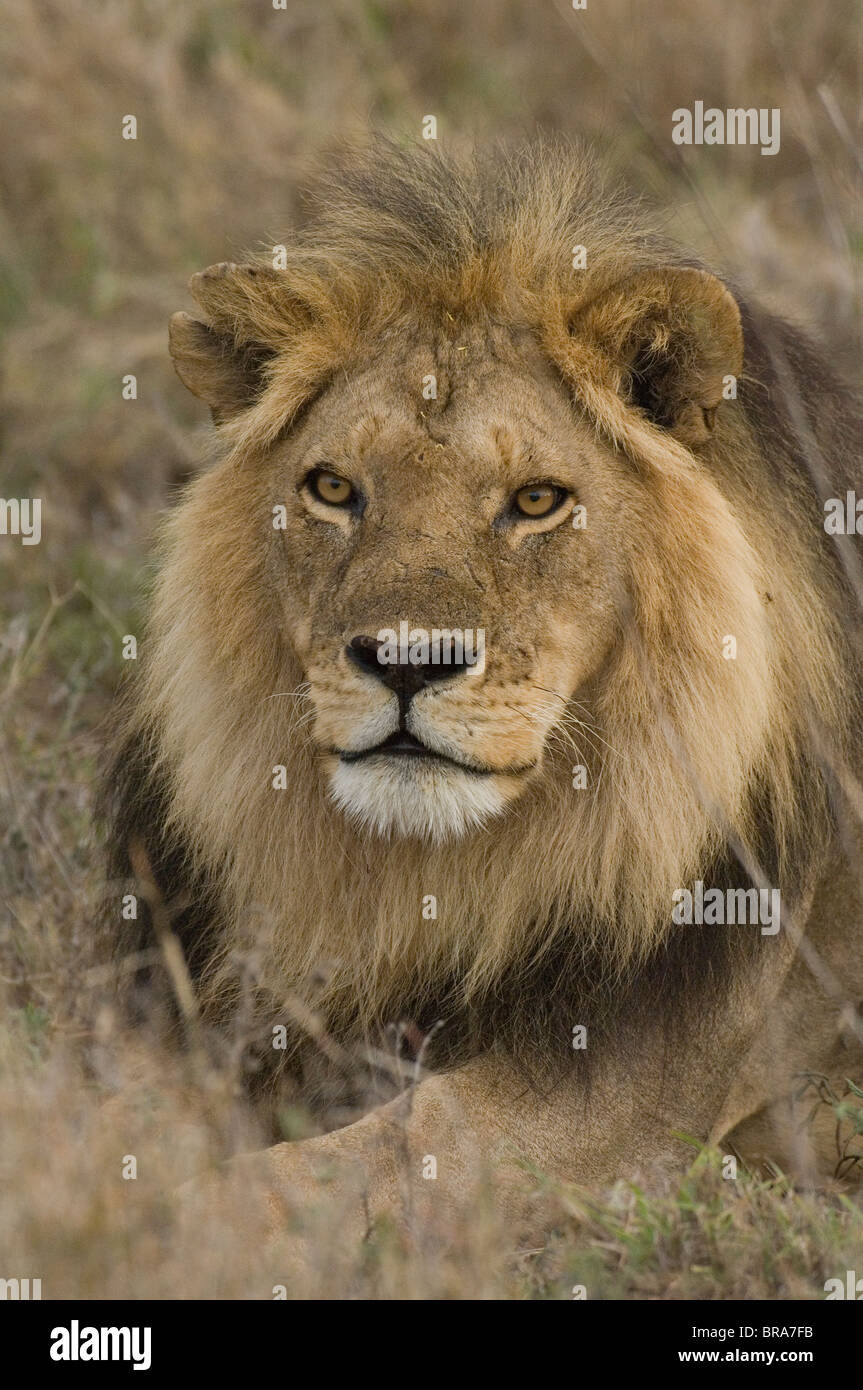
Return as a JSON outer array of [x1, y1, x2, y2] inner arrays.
[[571, 267, 743, 447], [169, 261, 289, 423], [168, 312, 273, 423]]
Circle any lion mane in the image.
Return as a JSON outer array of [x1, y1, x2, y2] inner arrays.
[[105, 140, 861, 1083]]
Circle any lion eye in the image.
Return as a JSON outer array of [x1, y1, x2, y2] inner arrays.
[[310, 469, 354, 507], [514, 483, 563, 518]]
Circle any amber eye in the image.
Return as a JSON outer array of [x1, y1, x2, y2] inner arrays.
[[310, 469, 354, 507], [514, 483, 564, 518]]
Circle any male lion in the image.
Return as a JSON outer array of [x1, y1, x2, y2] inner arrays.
[[107, 140, 863, 1243]]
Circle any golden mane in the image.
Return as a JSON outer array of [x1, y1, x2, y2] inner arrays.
[[112, 140, 853, 1057]]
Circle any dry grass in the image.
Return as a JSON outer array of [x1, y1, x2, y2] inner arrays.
[[1, 0, 861, 1299]]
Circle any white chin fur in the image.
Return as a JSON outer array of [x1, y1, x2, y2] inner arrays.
[[329, 756, 507, 842]]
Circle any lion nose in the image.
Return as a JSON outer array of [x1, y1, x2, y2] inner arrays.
[[346, 634, 470, 704]]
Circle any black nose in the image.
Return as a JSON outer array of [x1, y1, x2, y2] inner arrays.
[[346, 634, 471, 705]]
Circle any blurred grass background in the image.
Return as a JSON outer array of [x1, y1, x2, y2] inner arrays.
[[0, 0, 861, 1298]]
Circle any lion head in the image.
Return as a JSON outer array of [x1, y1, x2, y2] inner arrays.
[[116, 141, 848, 1049]]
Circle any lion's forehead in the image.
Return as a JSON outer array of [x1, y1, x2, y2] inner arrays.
[[290, 338, 585, 489]]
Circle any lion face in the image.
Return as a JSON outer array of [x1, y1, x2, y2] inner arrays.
[[265, 324, 625, 841]]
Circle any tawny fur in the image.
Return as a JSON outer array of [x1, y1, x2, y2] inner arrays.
[[108, 140, 858, 1075]]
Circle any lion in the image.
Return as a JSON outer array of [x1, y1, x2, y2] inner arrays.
[[105, 138, 863, 1244]]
